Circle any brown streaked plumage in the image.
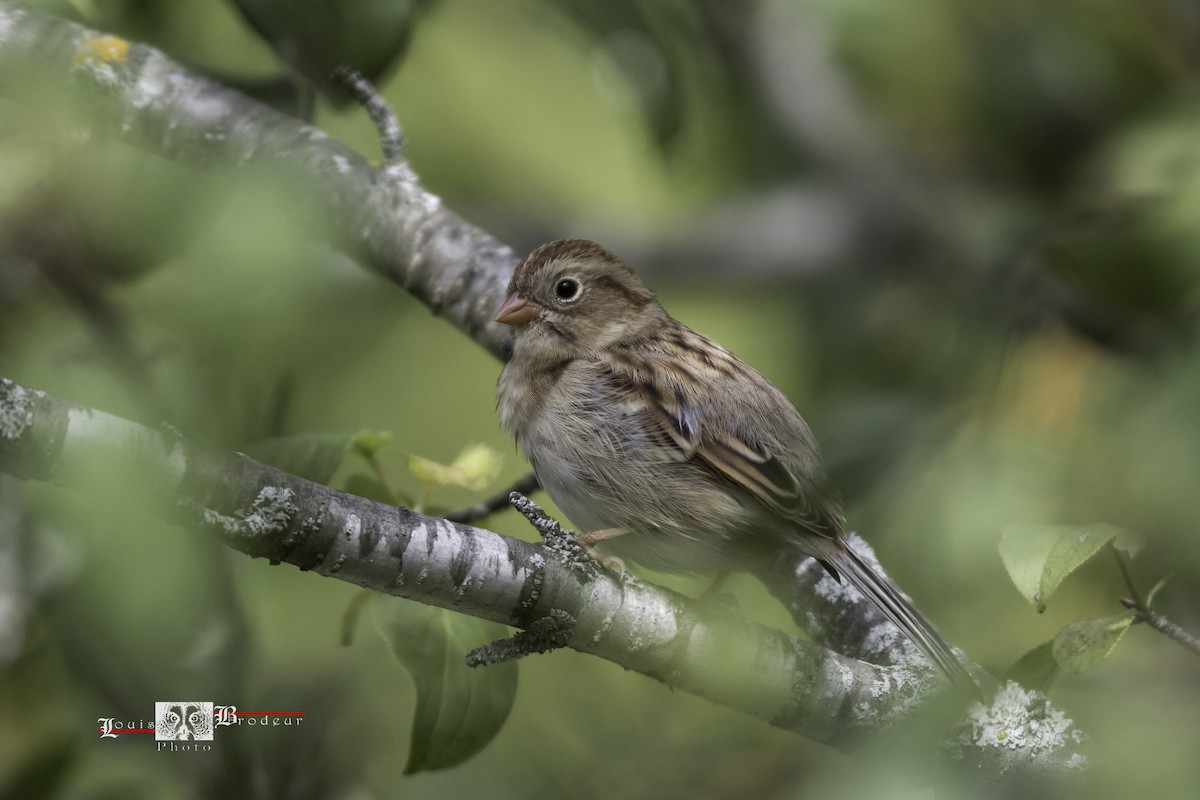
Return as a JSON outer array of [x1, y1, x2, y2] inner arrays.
[[495, 239, 970, 685]]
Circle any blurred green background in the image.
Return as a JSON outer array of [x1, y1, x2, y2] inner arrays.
[[2, 0, 1200, 797]]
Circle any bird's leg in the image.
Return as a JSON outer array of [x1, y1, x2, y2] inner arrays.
[[578, 527, 630, 574]]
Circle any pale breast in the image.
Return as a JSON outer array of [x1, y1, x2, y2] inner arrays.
[[500, 357, 753, 574]]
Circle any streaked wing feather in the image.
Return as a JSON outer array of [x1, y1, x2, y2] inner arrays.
[[604, 353, 835, 539], [694, 437, 833, 538]]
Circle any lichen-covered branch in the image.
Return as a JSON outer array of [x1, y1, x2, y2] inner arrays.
[[0, 374, 933, 746], [766, 545, 974, 677], [0, 1, 517, 360]]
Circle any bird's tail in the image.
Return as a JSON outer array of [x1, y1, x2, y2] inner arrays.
[[817, 538, 973, 687]]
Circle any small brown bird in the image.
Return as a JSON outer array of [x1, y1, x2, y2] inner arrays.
[[495, 239, 968, 684]]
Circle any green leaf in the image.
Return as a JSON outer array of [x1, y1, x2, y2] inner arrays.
[[342, 473, 397, 504], [245, 429, 391, 484], [373, 597, 518, 773], [1002, 640, 1060, 691], [999, 523, 1126, 612], [408, 444, 504, 492], [341, 588, 374, 647], [352, 429, 394, 458], [1112, 528, 1147, 559], [1052, 612, 1136, 673], [230, 0, 436, 107]]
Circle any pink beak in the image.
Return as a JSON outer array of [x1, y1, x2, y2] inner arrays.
[[494, 291, 541, 326]]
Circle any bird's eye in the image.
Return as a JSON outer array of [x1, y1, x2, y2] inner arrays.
[[554, 278, 581, 301]]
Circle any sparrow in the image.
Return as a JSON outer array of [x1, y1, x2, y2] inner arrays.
[[494, 239, 968, 684]]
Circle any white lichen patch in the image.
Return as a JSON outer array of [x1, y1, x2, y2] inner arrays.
[[821, 652, 857, 694], [418, 187, 443, 216], [857, 658, 939, 727], [205, 486, 297, 537], [245, 486, 297, 532], [129, 51, 171, 110], [811, 567, 862, 604], [946, 681, 1087, 772], [0, 381, 33, 439], [1064, 752, 1088, 770], [862, 618, 910, 661]]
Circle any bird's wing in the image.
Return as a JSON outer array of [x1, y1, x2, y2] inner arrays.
[[601, 337, 841, 539]]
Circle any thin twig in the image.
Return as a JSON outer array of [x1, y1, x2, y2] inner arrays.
[[443, 472, 539, 523], [1112, 544, 1145, 608], [507, 492, 600, 577], [1113, 544, 1200, 659], [331, 66, 406, 163], [465, 609, 574, 665], [1142, 609, 1200, 658]]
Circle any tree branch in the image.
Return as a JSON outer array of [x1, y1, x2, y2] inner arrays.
[[0, 374, 928, 746], [0, 1, 516, 360]]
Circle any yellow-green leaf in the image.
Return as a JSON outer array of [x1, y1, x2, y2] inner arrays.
[[1052, 613, 1136, 673], [408, 444, 503, 491], [351, 429, 394, 458], [1112, 528, 1147, 559], [999, 523, 1127, 612]]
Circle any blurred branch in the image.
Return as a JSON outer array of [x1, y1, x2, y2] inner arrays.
[[1134, 607, 1200, 659], [1115, 547, 1200, 658], [610, 184, 880, 283], [0, 1, 516, 361], [330, 65, 406, 163], [0, 374, 940, 747], [729, 2, 1175, 357]]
